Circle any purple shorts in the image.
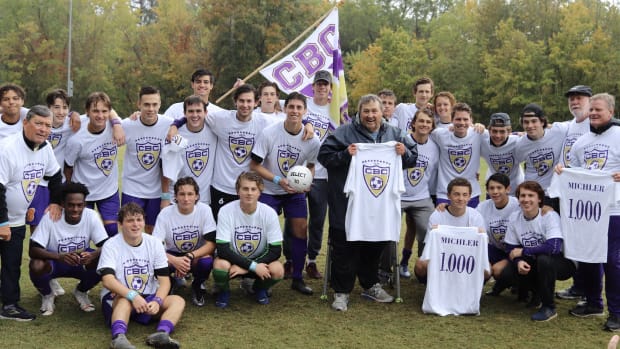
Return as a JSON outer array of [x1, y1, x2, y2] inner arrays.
[[102, 292, 158, 326], [26, 186, 50, 225], [121, 193, 161, 226], [435, 195, 479, 209], [259, 192, 307, 218], [87, 192, 120, 222], [488, 245, 508, 265]]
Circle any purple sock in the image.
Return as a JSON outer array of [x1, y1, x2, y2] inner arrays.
[[157, 319, 175, 334], [291, 236, 307, 279], [104, 223, 118, 237], [191, 256, 213, 286], [111, 320, 128, 338], [401, 248, 412, 266]]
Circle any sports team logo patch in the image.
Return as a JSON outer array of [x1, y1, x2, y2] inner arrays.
[[173, 230, 200, 252], [490, 224, 507, 247], [363, 164, 389, 198], [48, 133, 62, 149], [305, 115, 330, 141], [94, 146, 117, 176], [407, 159, 427, 187], [136, 142, 161, 171], [21, 168, 43, 203], [584, 148, 608, 170], [277, 149, 299, 176], [235, 230, 261, 257], [530, 152, 554, 177], [229, 136, 254, 164], [124, 263, 149, 293], [489, 154, 514, 175], [58, 240, 87, 254], [185, 147, 209, 177], [449, 147, 472, 174], [563, 138, 577, 165]]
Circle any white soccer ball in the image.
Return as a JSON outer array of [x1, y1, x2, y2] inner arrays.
[[286, 165, 313, 192]]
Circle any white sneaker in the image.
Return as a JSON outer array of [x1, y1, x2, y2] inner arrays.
[[399, 265, 411, 278], [361, 283, 394, 303], [331, 293, 349, 311], [73, 288, 95, 312], [49, 279, 65, 296], [40, 293, 55, 316]]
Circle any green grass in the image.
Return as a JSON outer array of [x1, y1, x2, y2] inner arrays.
[[3, 151, 613, 348]]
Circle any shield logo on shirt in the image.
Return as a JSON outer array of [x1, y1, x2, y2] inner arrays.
[[124, 263, 149, 293], [489, 154, 514, 175], [584, 148, 608, 170], [21, 169, 43, 203], [449, 147, 471, 174], [229, 136, 254, 165], [136, 142, 161, 171], [530, 152, 554, 177], [235, 230, 261, 257], [363, 164, 389, 198], [57, 240, 86, 254], [94, 146, 117, 176], [490, 224, 507, 247], [562, 138, 577, 165], [277, 149, 299, 176], [173, 230, 200, 252], [48, 133, 62, 149], [305, 114, 330, 141], [407, 159, 427, 187], [185, 147, 209, 177]]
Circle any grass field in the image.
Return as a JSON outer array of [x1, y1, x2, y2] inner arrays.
[[2, 149, 614, 348]]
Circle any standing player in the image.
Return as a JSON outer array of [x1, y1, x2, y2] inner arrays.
[[29, 182, 108, 316], [250, 92, 320, 295], [392, 77, 434, 132], [0, 83, 28, 138], [164, 68, 224, 119], [256, 82, 285, 122], [212, 172, 284, 308], [152, 177, 216, 307], [378, 89, 398, 127], [433, 91, 456, 129], [98, 203, 185, 349]]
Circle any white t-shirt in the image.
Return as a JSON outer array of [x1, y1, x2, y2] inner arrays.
[[97, 233, 168, 296], [420, 225, 489, 316], [164, 101, 224, 120], [560, 118, 590, 167], [402, 135, 439, 201], [47, 117, 74, 183], [216, 201, 283, 259], [426, 207, 486, 243], [504, 209, 563, 248], [152, 202, 216, 253], [31, 208, 108, 253], [0, 116, 23, 139], [476, 197, 520, 250], [480, 133, 524, 195], [344, 142, 404, 242], [305, 99, 332, 179], [392, 103, 418, 132]]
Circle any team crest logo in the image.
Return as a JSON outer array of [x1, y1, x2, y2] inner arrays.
[[449, 147, 472, 174], [584, 148, 608, 170], [124, 263, 149, 293], [235, 230, 261, 257], [489, 155, 514, 175], [563, 138, 577, 165], [407, 159, 427, 187], [530, 152, 554, 176], [58, 240, 86, 254], [94, 146, 117, 176], [522, 236, 543, 248], [21, 169, 43, 203], [48, 133, 62, 149], [364, 164, 389, 198], [277, 149, 299, 176], [136, 142, 161, 171], [229, 136, 254, 164], [186, 147, 209, 177], [490, 224, 507, 247], [306, 115, 330, 141], [173, 230, 200, 252]]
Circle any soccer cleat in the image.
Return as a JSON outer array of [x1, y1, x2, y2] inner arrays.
[[191, 287, 206, 307], [0, 304, 36, 321], [531, 306, 558, 322], [291, 279, 313, 295], [49, 279, 65, 296], [605, 315, 620, 332], [73, 288, 96, 312], [361, 283, 394, 303], [215, 290, 230, 309], [305, 262, 323, 279], [110, 334, 136, 349], [40, 293, 55, 316], [255, 288, 270, 305], [569, 304, 605, 318], [556, 285, 584, 300], [240, 277, 255, 295], [399, 265, 412, 279], [284, 261, 293, 279], [145, 331, 180, 349], [331, 293, 349, 312]]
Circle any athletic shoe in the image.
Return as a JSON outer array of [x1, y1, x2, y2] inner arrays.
[[605, 315, 620, 332], [305, 262, 323, 279], [40, 293, 55, 316], [361, 283, 394, 303], [0, 304, 36, 321], [377, 270, 391, 287], [255, 288, 270, 305], [291, 279, 313, 295], [556, 285, 584, 300], [145, 331, 180, 349], [215, 290, 230, 309], [240, 277, 255, 295], [531, 306, 557, 322], [525, 294, 542, 309], [284, 261, 293, 279], [110, 334, 136, 349], [191, 287, 206, 307], [73, 288, 95, 312], [49, 279, 65, 296], [399, 265, 411, 279], [331, 293, 349, 312], [569, 304, 605, 317]]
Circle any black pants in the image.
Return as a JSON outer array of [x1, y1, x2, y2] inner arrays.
[[1, 225, 26, 306], [210, 186, 239, 222]]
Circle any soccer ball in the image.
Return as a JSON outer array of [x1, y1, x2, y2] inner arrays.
[[286, 165, 313, 192]]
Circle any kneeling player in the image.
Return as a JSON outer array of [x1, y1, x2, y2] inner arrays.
[[153, 177, 216, 307], [29, 182, 108, 316], [213, 172, 284, 308], [98, 203, 185, 349]]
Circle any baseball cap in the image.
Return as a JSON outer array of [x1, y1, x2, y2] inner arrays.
[[565, 85, 593, 97], [313, 70, 332, 84], [521, 103, 544, 117], [489, 113, 511, 127]]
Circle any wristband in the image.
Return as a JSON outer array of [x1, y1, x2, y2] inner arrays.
[[152, 296, 164, 307], [186, 252, 195, 261], [110, 118, 121, 126], [0, 222, 8, 227], [161, 192, 171, 200], [273, 176, 282, 185], [249, 261, 257, 272], [126, 290, 138, 302]]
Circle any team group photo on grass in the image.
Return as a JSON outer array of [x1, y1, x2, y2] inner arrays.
[[2, 0, 620, 348]]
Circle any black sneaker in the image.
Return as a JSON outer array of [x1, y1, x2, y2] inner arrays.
[[191, 287, 206, 307], [0, 304, 36, 321], [605, 315, 620, 332], [556, 286, 584, 300], [531, 306, 557, 322], [569, 304, 605, 318]]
